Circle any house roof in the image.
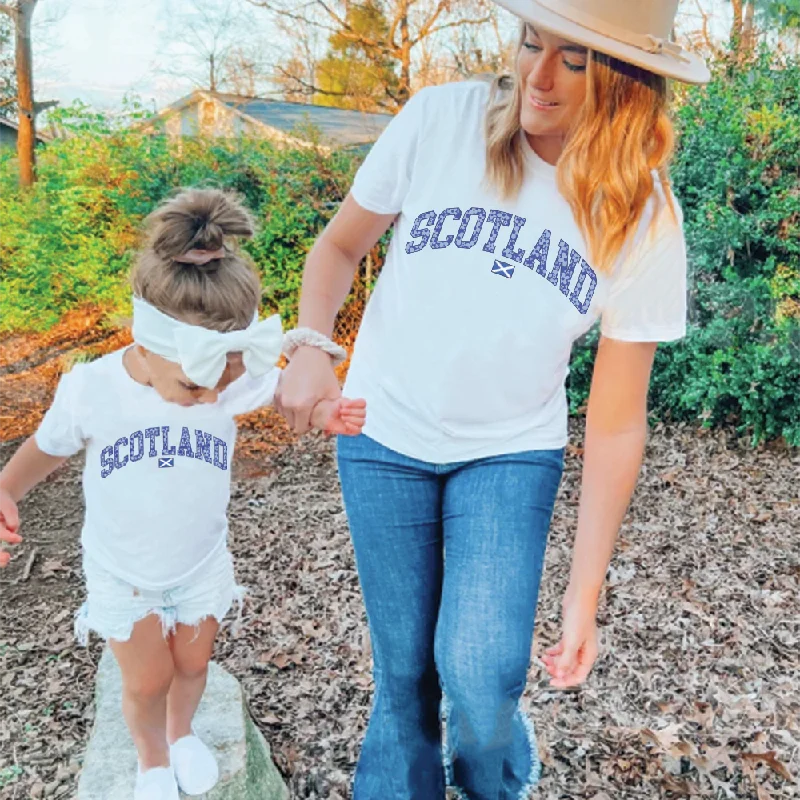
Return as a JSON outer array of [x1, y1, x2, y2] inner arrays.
[[145, 90, 393, 149], [220, 97, 392, 148], [0, 116, 52, 142]]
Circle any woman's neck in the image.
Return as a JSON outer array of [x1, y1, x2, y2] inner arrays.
[[525, 132, 566, 167]]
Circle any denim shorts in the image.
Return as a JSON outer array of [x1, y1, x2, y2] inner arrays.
[[74, 545, 246, 645]]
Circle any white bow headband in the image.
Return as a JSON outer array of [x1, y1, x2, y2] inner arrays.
[[131, 296, 283, 389]]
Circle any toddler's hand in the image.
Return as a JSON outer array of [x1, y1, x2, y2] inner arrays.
[[0, 488, 21, 568], [310, 397, 366, 436]]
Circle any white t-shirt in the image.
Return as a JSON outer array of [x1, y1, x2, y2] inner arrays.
[[35, 348, 280, 589], [344, 80, 688, 463]]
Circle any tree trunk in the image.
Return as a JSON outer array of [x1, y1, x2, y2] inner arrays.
[[209, 51, 216, 91], [742, 1, 756, 55], [730, 0, 743, 50], [16, 0, 36, 187], [398, 1, 410, 106]]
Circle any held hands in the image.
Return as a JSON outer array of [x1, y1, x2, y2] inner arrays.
[[540, 584, 600, 688], [275, 346, 366, 436], [311, 397, 367, 436], [0, 488, 21, 568]]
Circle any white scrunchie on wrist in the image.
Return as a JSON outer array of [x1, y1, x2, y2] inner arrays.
[[282, 327, 348, 365]]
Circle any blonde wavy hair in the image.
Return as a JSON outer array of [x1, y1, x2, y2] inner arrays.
[[485, 24, 677, 275]]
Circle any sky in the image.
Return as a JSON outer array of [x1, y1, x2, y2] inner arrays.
[[32, 0, 183, 112], [26, 0, 734, 115], [31, 0, 275, 113]]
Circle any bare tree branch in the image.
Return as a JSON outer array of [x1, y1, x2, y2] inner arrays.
[[254, 0, 499, 107], [413, 15, 492, 46], [155, 0, 276, 95], [411, 0, 451, 44], [274, 62, 349, 97], [248, 0, 342, 36], [312, 0, 349, 31], [691, 0, 723, 56], [386, 0, 408, 49]]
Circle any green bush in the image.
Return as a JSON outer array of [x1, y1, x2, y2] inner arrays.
[[567, 50, 800, 446], [0, 101, 359, 330]]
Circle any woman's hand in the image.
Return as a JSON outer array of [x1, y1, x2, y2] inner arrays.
[[275, 346, 343, 435], [0, 488, 21, 568], [541, 585, 600, 688]]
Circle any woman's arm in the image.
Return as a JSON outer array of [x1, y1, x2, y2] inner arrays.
[[568, 336, 657, 604], [544, 335, 657, 686], [298, 194, 397, 338], [276, 194, 397, 434]]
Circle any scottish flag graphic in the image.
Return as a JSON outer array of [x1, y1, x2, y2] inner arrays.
[[491, 259, 515, 278], [158, 457, 175, 468]]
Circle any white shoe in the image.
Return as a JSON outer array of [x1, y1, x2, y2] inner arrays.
[[134, 765, 180, 800], [169, 733, 220, 795]]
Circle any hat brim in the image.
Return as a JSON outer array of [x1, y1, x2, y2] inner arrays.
[[493, 0, 711, 85]]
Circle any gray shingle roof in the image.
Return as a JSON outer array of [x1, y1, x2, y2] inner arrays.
[[222, 98, 393, 148], [0, 116, 52, 143]]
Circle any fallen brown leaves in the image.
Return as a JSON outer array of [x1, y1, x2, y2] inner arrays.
[[0, 326, 798, 799]]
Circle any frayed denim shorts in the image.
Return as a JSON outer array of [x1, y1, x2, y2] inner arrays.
[[74, 545, 246, 645]]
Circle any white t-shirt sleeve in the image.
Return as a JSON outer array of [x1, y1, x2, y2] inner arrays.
[[218, 368, 281, 416], [600, 223, 688, 342], [35, 366, 87, 456], [350, 89, 429, 215]]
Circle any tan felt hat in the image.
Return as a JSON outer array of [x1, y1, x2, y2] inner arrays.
[[492, 0, 711, 84]]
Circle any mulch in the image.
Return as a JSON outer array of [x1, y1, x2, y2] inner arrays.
[[0, 322, 798, 799]]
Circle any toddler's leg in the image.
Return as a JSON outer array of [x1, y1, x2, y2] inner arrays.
[[109, 613, 174, 770], [165, 619, 220, 795], [166, 617, 219, 742]]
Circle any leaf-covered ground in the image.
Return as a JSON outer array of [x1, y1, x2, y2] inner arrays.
[[0, 320, 798, 799], [0, 421, 797, 799]]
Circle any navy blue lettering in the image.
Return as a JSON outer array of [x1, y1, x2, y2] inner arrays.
[[570, 259, 598, 314], [548, 240, 581, 297], [194, 430, 213, 463], [454, 207, 486, 250], [100, 446, 114, 478], [144, 427, 160, 457], [430, 208, 462, 250], [113, 437, 129, 471], [523, 229, 551, 276], [177, 426, 194, 458], [129, 431, 144, 462], [482, 210, 512, 254], [405, 210, 436, 254], [213, 437, 228, 471], [502, 215, 527, 263], [161, 426, 176, 456]]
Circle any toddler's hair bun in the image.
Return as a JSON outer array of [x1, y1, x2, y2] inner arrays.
[[145, 188, 256, 265]]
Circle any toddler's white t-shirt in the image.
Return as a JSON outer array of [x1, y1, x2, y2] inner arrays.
[[35, 348, 280, 589], [344, 80, 688, 463]]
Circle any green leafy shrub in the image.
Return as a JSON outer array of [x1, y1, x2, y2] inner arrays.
[[567, 50, 800, 446], [0, 101, 359, 330]]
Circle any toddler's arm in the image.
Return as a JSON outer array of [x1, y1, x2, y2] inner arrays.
[[0, 437, 68, 566], [309, 397, 367, 436], [0, 436, 68, 502]]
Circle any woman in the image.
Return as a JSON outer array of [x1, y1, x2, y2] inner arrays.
[[276, 1, 710, 798]]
